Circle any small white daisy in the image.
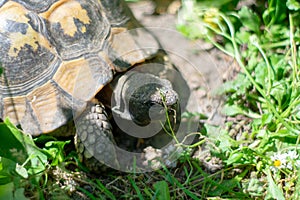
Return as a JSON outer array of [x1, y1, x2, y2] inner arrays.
[[270, 153, 287, 172], [270, 151, 300, 172], [286, 151, 298, 160]]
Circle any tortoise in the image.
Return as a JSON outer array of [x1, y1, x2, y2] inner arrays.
[[0, 0, 182, 170]]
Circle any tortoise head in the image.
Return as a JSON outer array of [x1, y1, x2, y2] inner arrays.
[[128, 81, 178, 126], [111, 71, 179, 126]]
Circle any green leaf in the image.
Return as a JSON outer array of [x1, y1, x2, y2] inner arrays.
[[226, 152, 243, 165], [266, 169, 285, 200], [270, 81, 290, 108], [204, 124, 221, 139], [1, 119, 48, 176], [219, 130, 238, 150], [221, 104, 245, 116], [0, 157, 17, 175], [0, 177, 11, 185], [261, 113, 273, 125], [176, 24, 208, 40], [238, 6, 261, 34], [287, 0, 300, 10], [236, 30, 251, 44], [181, 112, 208, 120], [254, 63, 268, 87], [216, 73, 251, 95], [0, 121, 27, 163], [204, 124, 237, 153], [0, 157, 27, 184], [196, 0, 235, 8], [15, 164, 28, 179], [262, 0, 287, 26], [44, 140, 70, 166], [0, 183, 29, 200], [0, 183, 16, 199], [208, 178, 240, 196], [153, 181, 170, 200]]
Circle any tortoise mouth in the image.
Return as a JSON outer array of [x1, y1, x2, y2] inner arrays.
[[129, 92, 179, 127], [128, 107, 179, 131], [149, 87, 178, 106]]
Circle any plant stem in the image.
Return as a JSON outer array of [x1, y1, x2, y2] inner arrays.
[[211, 12, 300, 135]]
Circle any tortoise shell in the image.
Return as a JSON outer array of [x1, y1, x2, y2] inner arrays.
[[0, 0, 159, 135]]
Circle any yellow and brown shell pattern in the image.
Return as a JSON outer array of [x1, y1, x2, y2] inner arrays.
[[0, 0, 159, 135]]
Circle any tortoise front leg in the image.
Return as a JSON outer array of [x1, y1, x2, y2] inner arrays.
[[75, 103, 119, 171]]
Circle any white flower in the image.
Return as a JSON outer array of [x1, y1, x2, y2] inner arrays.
[[296, 160, 300, 168], [270, 153, 287, 172], [270, 151, 300, 172], [286, 151, 298, 160]]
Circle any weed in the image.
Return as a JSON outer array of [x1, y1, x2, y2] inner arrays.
[[178, 0, 300, 198]]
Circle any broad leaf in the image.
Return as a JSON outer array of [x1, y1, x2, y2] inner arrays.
[[153, 181, 170, 200], [238, 6, 261, 34]]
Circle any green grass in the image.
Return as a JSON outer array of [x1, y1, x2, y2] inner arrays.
[[2, 0, 300, 199], [178, 0, 300, 198], [0, 118, 254, 199]]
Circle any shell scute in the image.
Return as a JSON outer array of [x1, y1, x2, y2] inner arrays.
[[0, 0, 160, 135]]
